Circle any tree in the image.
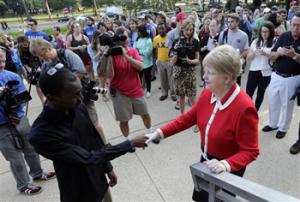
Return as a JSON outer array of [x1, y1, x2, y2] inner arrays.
[[0, 1, 7, 17], [44, 0, 52, 20]]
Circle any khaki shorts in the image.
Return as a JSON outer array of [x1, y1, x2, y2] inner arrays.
[[85, 102, 99, 124], [112, 91, 149, 122]]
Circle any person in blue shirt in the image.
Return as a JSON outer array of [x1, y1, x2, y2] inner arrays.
[[0, 49, 55, 195], [84, 16, 97, 43], [288, 1, 298, 21], [25, 19, 50, 41]]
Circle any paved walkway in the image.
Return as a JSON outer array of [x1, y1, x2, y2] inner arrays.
[[0, 76, 299, 201]]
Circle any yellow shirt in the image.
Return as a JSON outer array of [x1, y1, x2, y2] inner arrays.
[[153, 35, 169, 62]]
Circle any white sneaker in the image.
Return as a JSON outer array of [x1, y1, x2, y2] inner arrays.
[[146, 92, 151, 98]]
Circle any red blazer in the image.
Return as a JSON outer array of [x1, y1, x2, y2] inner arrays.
[[161, 84, 259, 172]]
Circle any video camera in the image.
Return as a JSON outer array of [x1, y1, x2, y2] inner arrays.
[[0, 80, 32, 111], [173, 36, 194, 65], [99, 33, 126, 56], [81, 76, 108, 102]]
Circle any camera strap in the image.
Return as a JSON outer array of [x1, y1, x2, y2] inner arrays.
[[8, 123, 25, 150]]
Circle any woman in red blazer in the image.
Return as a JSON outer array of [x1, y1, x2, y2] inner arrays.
[[146, 45, 259, 202]]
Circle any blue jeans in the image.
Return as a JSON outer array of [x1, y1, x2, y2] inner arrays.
[[0, 117, 43, 190]]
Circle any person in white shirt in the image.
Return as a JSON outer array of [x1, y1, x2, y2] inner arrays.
[[246, 22, 275, 110]]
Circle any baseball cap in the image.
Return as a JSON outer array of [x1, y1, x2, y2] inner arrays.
[[176, 12, 187, 22]]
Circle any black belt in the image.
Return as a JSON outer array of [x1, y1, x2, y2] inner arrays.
[[275, 71, 300, 78]]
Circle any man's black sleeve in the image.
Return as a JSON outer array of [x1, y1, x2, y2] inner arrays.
[[29, 130, 133, 166]]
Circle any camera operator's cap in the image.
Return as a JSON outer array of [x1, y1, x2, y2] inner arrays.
[[176, 12, 187, 22], [263, 8, 271, 14]]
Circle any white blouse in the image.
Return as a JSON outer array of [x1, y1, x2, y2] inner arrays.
[[249, 39, 274, 76]]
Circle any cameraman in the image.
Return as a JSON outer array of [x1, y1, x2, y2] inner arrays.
[[16, 35, 44, 104], [0, 49, 55, 194], [107, 27, 157, 145], [169, 20, 200, 115], [29, 38, 108, 143]]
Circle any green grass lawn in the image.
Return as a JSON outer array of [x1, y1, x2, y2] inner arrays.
[[3, 8, 95, 26]]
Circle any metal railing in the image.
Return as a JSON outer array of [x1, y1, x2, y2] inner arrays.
[[190, 163, 299, 202]]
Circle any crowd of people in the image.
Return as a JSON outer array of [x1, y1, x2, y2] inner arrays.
[[0, 1, 300, 201]]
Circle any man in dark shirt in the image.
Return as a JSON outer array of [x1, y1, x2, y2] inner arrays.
[[29, 65, 148, 202], [262, 12, 300, 139]]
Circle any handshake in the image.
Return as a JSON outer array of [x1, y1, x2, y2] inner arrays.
[[129, 130, 163, 149]]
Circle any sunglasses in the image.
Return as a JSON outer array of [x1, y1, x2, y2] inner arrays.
[[261, 6, 266, 8]]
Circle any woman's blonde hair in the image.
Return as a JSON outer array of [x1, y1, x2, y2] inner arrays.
[[203, 45, 241, 81], [29, 38, 52, 56], [181, 19, 195, 31]]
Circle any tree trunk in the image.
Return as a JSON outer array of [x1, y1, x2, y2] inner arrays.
[[44, 0, 52, 20], [93, 0, 97, 16]]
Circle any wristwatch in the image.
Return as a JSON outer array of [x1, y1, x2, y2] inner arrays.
[[292, 54, 298, 60]]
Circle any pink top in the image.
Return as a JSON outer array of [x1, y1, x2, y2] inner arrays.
[[111, 47, 144, 98]]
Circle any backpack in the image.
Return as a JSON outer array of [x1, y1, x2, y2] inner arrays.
[[56, 48, 68, 68]]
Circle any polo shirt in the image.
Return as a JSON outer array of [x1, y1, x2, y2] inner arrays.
[[272, 31, 300, 76]]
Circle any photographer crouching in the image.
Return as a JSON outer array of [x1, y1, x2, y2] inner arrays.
[[0, 49, 55, 195], [29, 38, 108, 144]]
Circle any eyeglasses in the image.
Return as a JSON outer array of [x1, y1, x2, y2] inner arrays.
[[47, 63, 64, 76]]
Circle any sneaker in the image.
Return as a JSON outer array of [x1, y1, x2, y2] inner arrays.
[[146, 92, 151, 98], [20, 184, 42, 195], [290, 142, 300, 154], [174, 101, 180, 110], [33, 172, 56, 181]]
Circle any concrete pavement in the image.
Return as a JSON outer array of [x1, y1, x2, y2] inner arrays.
[[0, 75, 299, 201]]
